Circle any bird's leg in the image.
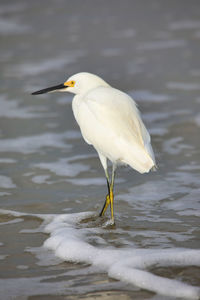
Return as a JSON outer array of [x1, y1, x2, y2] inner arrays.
[[99, 169, 111, 217], [110, 164, 116, 223]]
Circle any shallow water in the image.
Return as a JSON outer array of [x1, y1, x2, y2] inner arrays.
[[0, 0, 200, 299]]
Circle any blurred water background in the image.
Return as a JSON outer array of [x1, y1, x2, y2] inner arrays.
[[0, 0, 200, 299]]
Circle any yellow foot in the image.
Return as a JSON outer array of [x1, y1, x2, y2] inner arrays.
[[99, 194, 110, 217], [110, 217, 115, 226], [102, 218, 115, 228]]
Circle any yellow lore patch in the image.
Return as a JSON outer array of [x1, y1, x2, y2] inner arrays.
[[64, 80, 75, 87]]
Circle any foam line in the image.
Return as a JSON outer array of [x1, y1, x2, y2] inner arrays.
[[0, 209, 200, 299]]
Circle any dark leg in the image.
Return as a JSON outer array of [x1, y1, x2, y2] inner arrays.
[[110, 164, 116, 223], [99, 164, 116, 224], [99, 169, 111, 216]]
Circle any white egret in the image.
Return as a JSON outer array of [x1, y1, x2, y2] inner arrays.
[[32, 72, 156, 224]]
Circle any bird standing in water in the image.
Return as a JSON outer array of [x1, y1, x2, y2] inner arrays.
[[32, 72, 156, 224]]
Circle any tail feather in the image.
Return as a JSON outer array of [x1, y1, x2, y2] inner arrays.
[[121, 144, 155, 174]]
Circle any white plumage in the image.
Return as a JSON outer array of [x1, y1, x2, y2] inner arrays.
[[32, 72, 156, 224]]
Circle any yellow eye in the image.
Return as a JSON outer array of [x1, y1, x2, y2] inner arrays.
[[71, 81, 75, 86]]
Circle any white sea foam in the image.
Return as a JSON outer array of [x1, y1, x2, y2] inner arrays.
[[149, 127, 168, 136], [0, 254, 8, 260], [0, 266, 121, 300], [0, 17, 29, 35], [137, 40, 186, 50], [166, 170, 200, 186], [164, 189, 200, 217], [118, 180, 190, 205], [131, 89, 173, 103], [0, 95, 51, 119], [0, 175, 16, 189], [0, 132, 72, 154], [0, 158, 16, 163], [163, 137, 194, 155], [0, 209, 199, 299], [0, 218, 23, 226], [16, 265, 29, 270], [143, 111, 170, 123], [7, 57, 70, 77], [119, 171, 200, 223], [68, 177, 107, 186], [31, 175, 51, 184], [178, 164, 200, 171], [169, 20, 200, 30], [8, 51, 85, 77], [68, 177, 125, 186], [0, 192, 11, 196], [167, 82, 200, 91], [33, 157, 90, 177], [26, 212, 200, 299]]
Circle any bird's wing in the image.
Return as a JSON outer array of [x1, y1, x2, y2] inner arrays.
[[76, 86, 155, 172], [83, 87, 145, 145]]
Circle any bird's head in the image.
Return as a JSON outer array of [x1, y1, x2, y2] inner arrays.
[[32, 72, 109, 96]]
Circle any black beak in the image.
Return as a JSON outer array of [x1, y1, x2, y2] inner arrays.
[[32, 83, 66, 95]]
